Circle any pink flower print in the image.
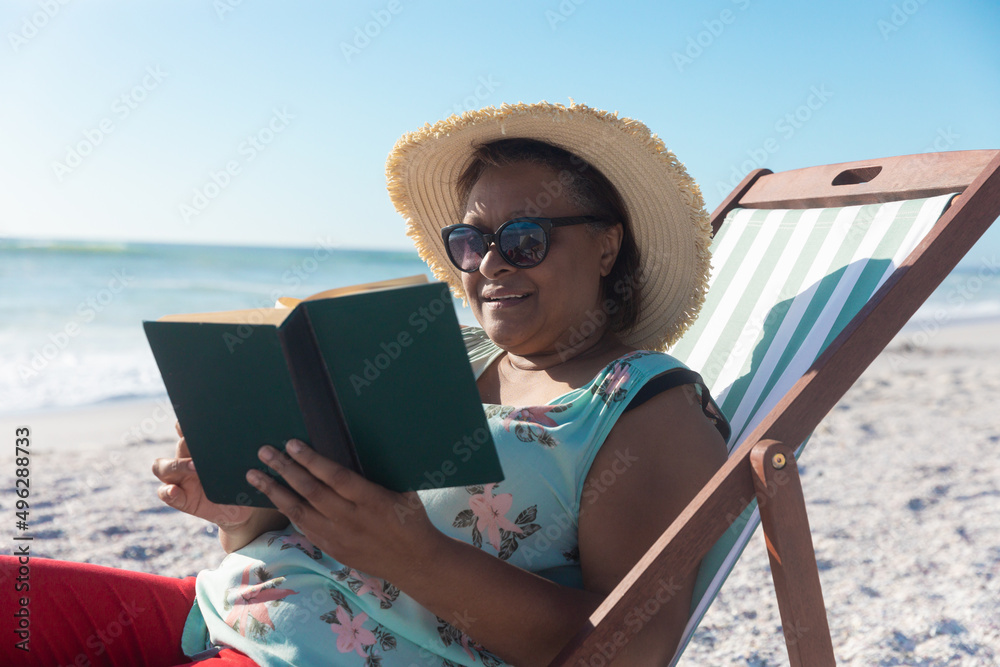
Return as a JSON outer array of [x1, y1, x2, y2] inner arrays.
[[469, 483, 523, 550], [592, 361, 633, 404], [459, 632, 477, 660], [268, 530, 321, 559], [499, 404, 569, 448], [329, 606, 377, 657], [455, 485, 541, 558], [502, 405, 561, 432], [224, 565, 297, 637], [350, 569, 389, 604], [605, 362, 631, 394]]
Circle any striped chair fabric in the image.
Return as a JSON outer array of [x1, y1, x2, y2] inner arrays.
[[665, 193, 958, 664]]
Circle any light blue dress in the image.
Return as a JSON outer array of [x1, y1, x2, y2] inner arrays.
[[182, 328, 725, 666]]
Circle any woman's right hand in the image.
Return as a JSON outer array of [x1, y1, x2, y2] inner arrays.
[[153, 422, 287, 551]]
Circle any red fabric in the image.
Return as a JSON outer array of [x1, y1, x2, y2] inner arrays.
[[0, 556, 257, 666]]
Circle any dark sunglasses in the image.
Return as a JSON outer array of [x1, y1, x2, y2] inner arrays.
[[440, 216, 603, 272]]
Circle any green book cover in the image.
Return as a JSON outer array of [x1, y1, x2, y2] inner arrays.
[[144, 280, 503, 507]]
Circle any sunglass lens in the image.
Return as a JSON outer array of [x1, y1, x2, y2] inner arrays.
[[447, 227, 486, 271], [500, 221, 547, 267]]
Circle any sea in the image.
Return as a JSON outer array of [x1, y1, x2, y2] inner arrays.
[[0, 238, 473, 415], [3, 237, 1000, 415]]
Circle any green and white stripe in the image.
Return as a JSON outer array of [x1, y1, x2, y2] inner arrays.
[[666, 193, 956, 665]]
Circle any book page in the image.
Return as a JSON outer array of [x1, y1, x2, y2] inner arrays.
[[300, 274, 429, 303], [157, 307, 291, 326]]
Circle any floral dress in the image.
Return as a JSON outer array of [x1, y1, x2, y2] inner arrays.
[[181, 328, 725, 666]]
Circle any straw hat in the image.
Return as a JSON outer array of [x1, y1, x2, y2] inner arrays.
[[385, 100, 714, 351]]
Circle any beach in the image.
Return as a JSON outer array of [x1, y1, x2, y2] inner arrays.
[[3, 321, 999, 665], [2, 399, 221, 578], [679, 322, 1000, 666]]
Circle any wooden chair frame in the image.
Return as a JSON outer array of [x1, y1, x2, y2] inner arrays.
[[550, 149, 1000, 666]]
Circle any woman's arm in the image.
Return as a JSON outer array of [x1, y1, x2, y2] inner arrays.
[[216, 506, 290, 553], [576, 383, 728, 664], [247, 384, 725, 666]]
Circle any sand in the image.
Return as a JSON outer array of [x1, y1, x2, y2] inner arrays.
[[1, 398, 220, 578], [3, 322, 998, 665]]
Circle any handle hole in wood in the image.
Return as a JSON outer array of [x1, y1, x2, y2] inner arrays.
[[832, 165, 883, 186]]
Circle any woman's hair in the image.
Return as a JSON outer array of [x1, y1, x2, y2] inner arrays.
[[455, 138, 641, 335]]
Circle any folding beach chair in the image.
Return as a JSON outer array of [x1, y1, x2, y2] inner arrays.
[[550, 149, 1000, 666]]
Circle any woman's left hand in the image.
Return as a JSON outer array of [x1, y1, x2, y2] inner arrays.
[[247, 439, 437, 582]]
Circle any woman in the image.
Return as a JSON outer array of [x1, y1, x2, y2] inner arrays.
[[1, 102, 728, 666]]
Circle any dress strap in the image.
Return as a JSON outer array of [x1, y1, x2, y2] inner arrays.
[[624, 368, 731, 443]]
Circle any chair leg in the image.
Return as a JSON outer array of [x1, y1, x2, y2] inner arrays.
[[750, 440, 836, 667]]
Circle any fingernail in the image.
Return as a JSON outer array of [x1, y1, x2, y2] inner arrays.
[[246, 470, 265, 486], [286, 439, 304, 454], [259, 446, 276, 462], [164, 485, 177, 500], [187, 460, 196, 472]]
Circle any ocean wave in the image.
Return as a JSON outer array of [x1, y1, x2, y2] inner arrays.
[[0, 347, 166, 414], [0, 238, 140, 255]]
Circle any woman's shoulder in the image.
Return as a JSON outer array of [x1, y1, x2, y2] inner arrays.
[[573, 348, 686, 410], [593, 347, 730, 442]]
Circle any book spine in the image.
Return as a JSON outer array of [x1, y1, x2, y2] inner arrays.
[[276, 306, 363, 475]]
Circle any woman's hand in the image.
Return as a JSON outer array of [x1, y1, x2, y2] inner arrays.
[[153, 422, 287, 552], [246, 439, 437, 582], [250, 440, 606, 667]]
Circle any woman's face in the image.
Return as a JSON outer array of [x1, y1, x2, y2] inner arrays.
[[459, 162, 621, 357]]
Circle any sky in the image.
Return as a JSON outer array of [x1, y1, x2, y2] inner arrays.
[[2, 0, 999, 261]]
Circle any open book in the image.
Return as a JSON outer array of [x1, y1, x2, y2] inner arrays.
[[144, 275, 503, 507]]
